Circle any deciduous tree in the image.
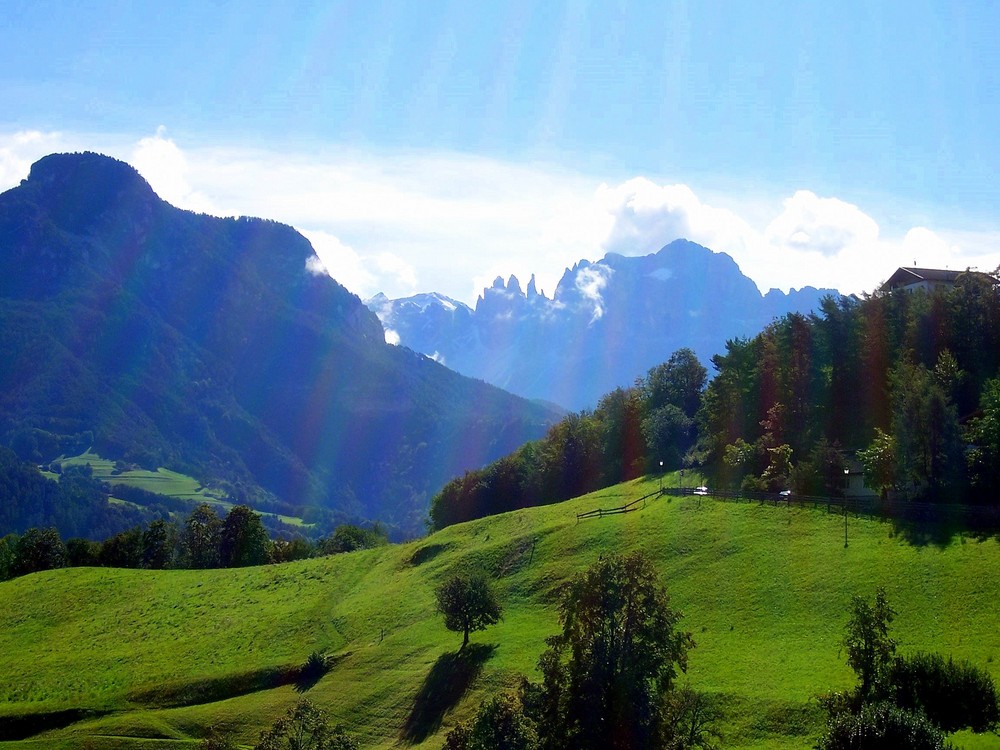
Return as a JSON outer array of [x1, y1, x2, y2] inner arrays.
[[536, 552, 694, 750], [435, 572, 502, 650], [220, 505, 271, 568], [857, 429, 897, 501], [843, 587, 896, 701], [12, 527, 67, 576], [182, 503, 222, 568]]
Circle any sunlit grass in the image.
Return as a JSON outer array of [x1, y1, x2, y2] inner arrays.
[[1, 476, 998, 749], [54, 450, 309, 527]]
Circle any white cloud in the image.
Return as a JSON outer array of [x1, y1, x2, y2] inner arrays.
[[0, 131, 62, 189], [374, 252, 418, 292], [598, 177, 755, 259], [765, 190, 879, 255], [901, 227, 958, 265], [3, 128, 1000, 304], [299, 229, 378, 297], [130, 127, 218, 214], [575, 265, 612, 322], [595, 178, 974, 296], [304, 254, 328, 276], [383, 328, 401, 345]]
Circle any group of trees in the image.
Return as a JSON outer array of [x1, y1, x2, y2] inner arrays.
[[432, 275, 1000, 530], [196, 553, 703, 749], [817, 587, 998, 748], [430, 350, 707, 529], [441, 553, 716, 750], [0, 447, 152, 540], [703, 276, 1000, 501], [435, 572, 999, 749], [0, 504, 388, 581]]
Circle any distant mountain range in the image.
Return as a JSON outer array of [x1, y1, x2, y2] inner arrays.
[[368, 240, 841, 410], [0, 153, 560, 535]]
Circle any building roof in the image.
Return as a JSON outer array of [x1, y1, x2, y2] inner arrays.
[[881, 266, 996, 292]]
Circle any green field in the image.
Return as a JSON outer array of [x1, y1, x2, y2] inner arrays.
[[2, 476, 999, 749], [55, 451, 227, 501], [51, 451, 310, 528]]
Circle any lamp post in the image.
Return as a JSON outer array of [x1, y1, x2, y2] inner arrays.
[[843, 466, 850, 548], [659, 461, 664, 493]]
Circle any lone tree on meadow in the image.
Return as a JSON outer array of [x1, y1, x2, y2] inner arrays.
[[536, 551, 695, 750], [436, 571, 502, 650], [843, 587, 896, 701]]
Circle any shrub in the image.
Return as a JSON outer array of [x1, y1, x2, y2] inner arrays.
[[890, 652, 999, 733], [255, 700, 357, 750], [299, 651, 329, 684], [444, 692, 538, 750], [318, 523, 388, 554], [660, 686, 722, 750], [200, 728, 238, 750], [816, 701, 948, 750]]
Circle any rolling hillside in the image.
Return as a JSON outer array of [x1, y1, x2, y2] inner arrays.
[[2, 481, 998, 749]]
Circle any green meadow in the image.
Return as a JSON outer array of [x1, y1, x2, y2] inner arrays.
[[54, 452, 225, 501], [50, 451, 309, 528], [2, 476, 999, 749]]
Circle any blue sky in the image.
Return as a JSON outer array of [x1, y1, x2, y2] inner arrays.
[[3, 1, 1000, 304]]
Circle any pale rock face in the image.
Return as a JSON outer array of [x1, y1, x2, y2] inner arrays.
[[367, 239, 840, 410]]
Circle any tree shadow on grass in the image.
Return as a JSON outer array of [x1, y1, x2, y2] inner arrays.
[[399, 643, 496, 744], [888, 517, 963, 548], [884, 507, 998, 549]]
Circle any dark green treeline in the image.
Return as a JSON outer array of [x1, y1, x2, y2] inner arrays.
[[432, 272, 1000, 528]]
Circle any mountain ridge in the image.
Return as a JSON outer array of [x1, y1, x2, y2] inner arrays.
[[369, 239, 841, 410], [0, 152, 560, 534]]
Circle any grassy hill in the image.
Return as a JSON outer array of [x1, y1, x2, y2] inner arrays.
[[2, 476, 999, 749], [51, 450, 312, 529]]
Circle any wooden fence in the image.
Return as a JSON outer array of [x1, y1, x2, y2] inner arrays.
[[577, 485, 1000, 531], [660, 487, 1000, 530], [576, 490, 662, 521]]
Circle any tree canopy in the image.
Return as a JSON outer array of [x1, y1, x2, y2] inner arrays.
[[536, 552, 694, 750], [430, 349, 707, 529], [435, 572, 503, 650]]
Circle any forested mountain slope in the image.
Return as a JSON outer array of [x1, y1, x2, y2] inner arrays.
[[0, 153, 559, 533]]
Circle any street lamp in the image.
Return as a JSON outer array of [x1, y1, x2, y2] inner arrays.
[[659, 461, 664, 492], [843, 466, 850, 548]]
